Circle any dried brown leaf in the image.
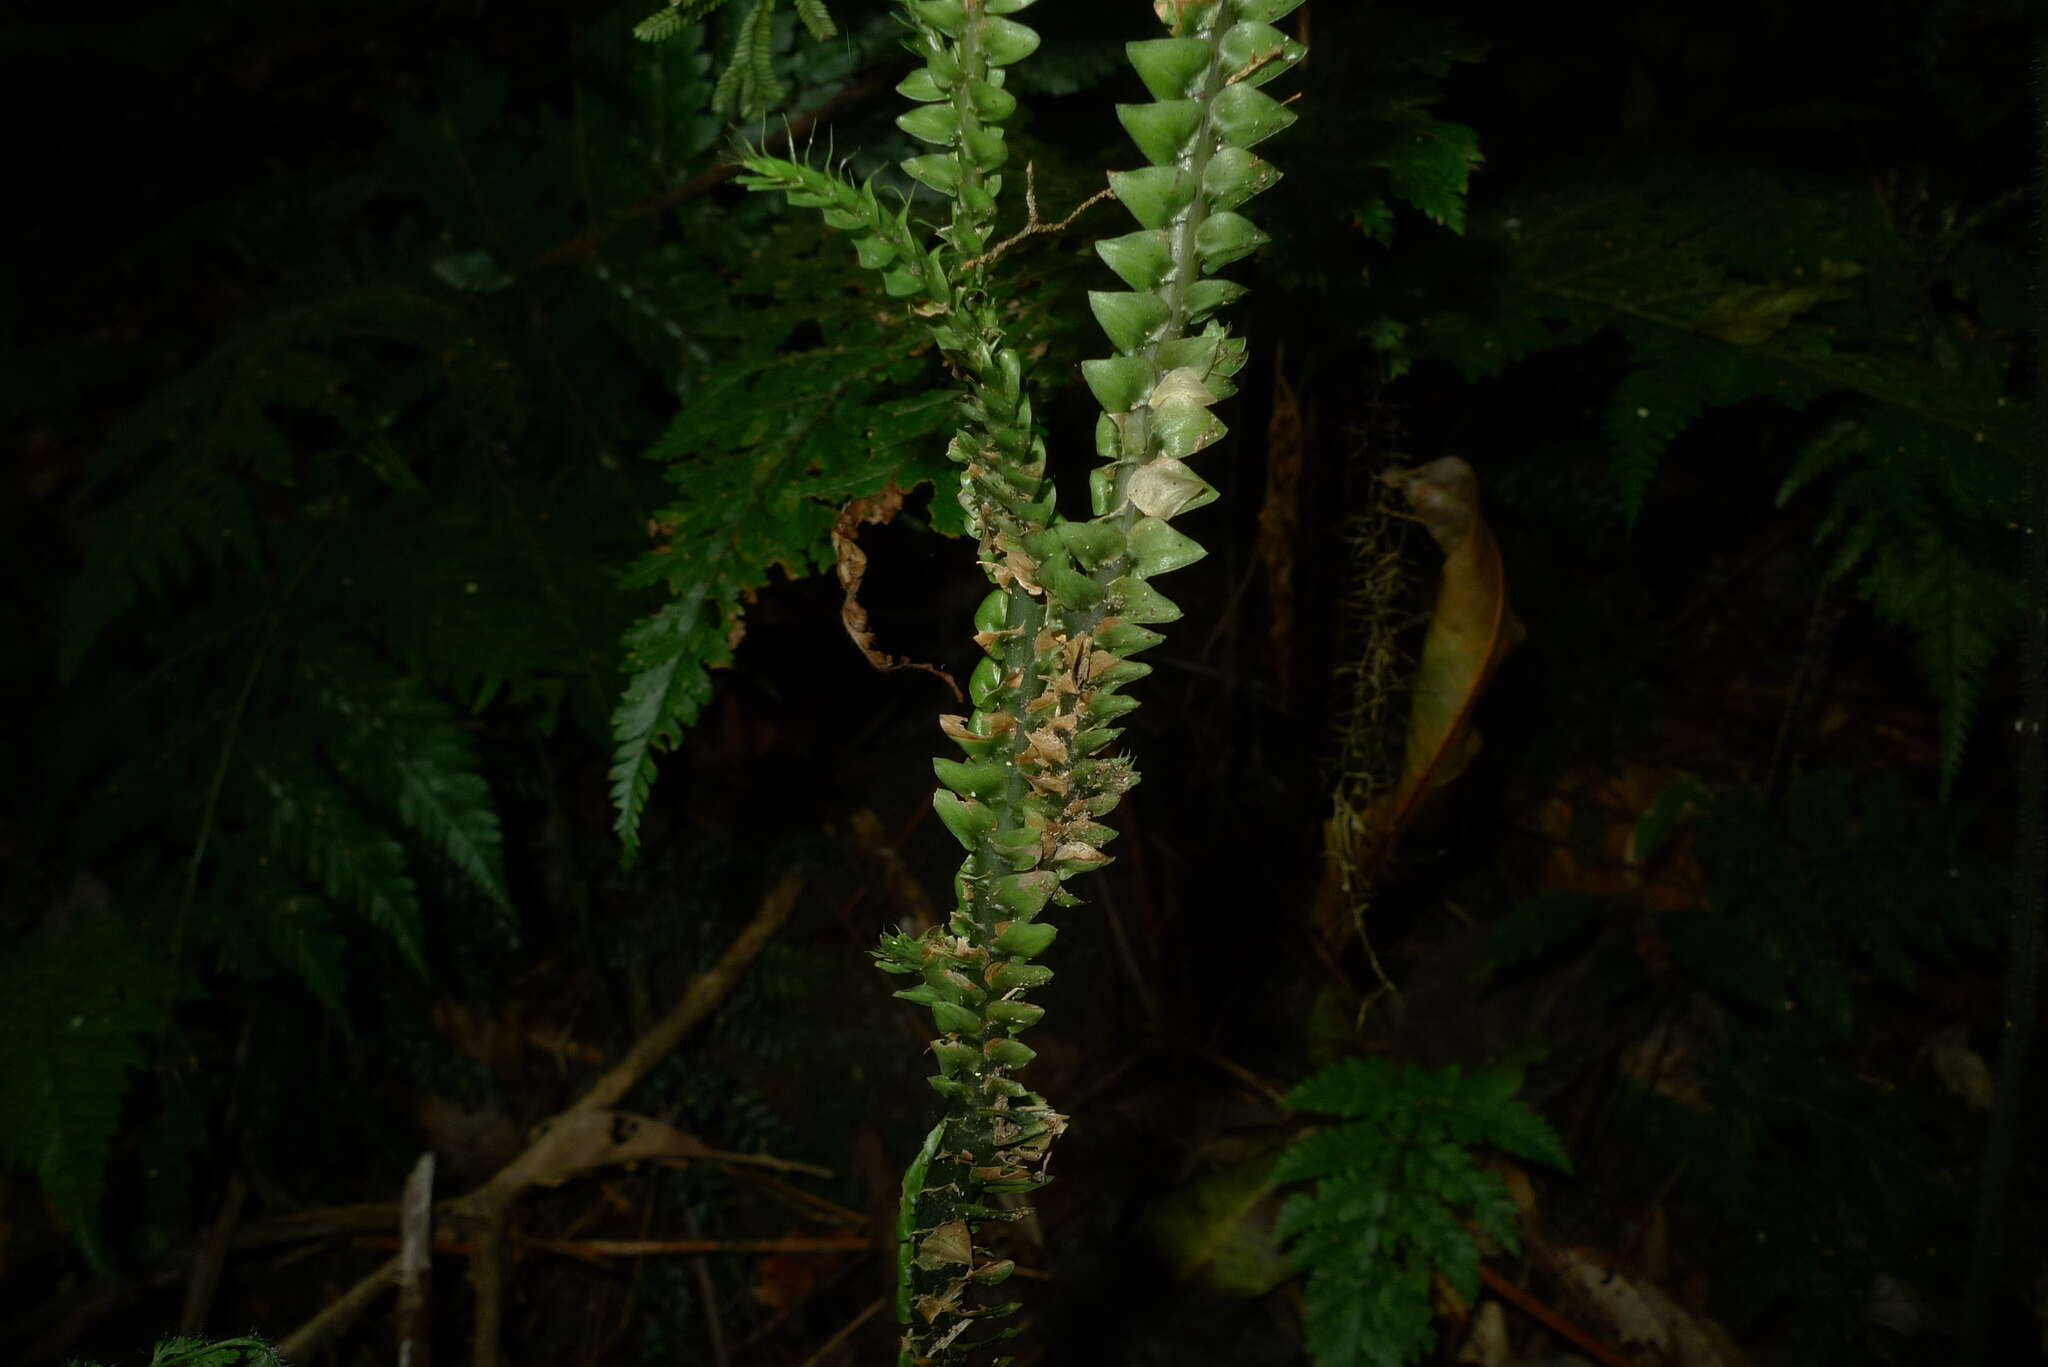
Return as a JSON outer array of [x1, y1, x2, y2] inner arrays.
[[833, 485, 963, 701]]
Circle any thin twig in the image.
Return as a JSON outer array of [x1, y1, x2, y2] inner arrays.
[[1188, 1046, 1291, 1114], [1476, 1265, 1638, 1367], [792, 1296, 886, 1367], [355, 1234, 872, 1260], [179, 1173, 247, 1334], [165, 545, 321, 1023], [397, 1153, 436, 1367], [1223, 46, 1287, 86], [275, 876, 805, 1361], [552, 873, 803, 1121], [960, 162, 1115, 272], [684, 1207, 729, 1367], [277, 1255, 401, 1361]]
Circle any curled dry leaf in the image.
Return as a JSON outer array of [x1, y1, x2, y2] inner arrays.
[[477, 1109, 712, 1205], [1922, 1024, 1996, 1112], [1549, 1245, 1749, 1367], [916, 1219, 974, 1270], [832, 483, 964, 702], [1455, 1300, 1512, 1366], [1617, 994, 1725, 1114]]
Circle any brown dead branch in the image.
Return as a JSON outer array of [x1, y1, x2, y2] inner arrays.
[[179, 1172, 246, 1334], [277, 873, 804, 1362], [397, 1153, 436, 1367], [356, 1233, 872, 1260]]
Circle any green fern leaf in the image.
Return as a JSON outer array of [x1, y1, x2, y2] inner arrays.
[[258, 891, 351, 1017], [710, 35, 747, 113], [1777, 418, 1869, 508], [1276, 1058, 1569, 1366], [305, 656, 513, 919], [607, 219, 955, 859], [340, 472, 626, 723], [791, 0, 834, 41], [1606, 333, 1821, 525], [634, 8, 689, 42], [197, 844, 355, 1016], [1795, 405, 2023, 793], [150, 1337, 286, 1367], [59, 286, 523, 680], [1859, 528, 2017, 798], [610, 597, 726, 862], [0, 912, 171, 1272], [248, 755, 425, 973], [1605, 349, 1705, 523], [1283, 1055, 1402, 1121], [60, 460, 259, 679], [1287, 1203, 1433, 1367], [709, 0, 787, 117], [744, 0, 784, 112], [1371, 110, 1481, 236]]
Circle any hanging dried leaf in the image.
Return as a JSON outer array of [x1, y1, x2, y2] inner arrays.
[[1381, 457, 1524, 795], [1549, 1245, 1751, 1367], [1316, 457, 1524, 944], [1922, 1024, 1996, 1112], [832, 484, 964, 701], [1454, 1300, 1512, 1365]]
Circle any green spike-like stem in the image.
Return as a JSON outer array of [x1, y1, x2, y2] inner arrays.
[[742, 1, 1301, 1358]]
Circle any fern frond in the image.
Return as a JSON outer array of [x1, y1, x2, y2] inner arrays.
[[304, 656, 513, 919], [791, 0, 834, 41], [607, 220, 955, 859], [1791, 404, 2023, 791], [59, 286, 523, 679], [148, 1337, 286, 1367], [200, 847, 354, 1016], [248, 754, 425, 972], [1276, 1058, 1568, 1366], [339, 472, 625, 723], [708, 0, 788, 118], [634, 8, 690, 43], [60, 460, 259, 679], [636, 0, 762, 42], [1776, 418, 1868, 509], [1604, 347, 1706, 522], [1372, 108, 1482, 235], [610, 597, 726, 862], [746, 0, 780, 107], [0, 911, 171, 1272], [1859, 528, 2017, 798]]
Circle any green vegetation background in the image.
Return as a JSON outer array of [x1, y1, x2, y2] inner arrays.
[[1, 0, 2038, 1363]]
